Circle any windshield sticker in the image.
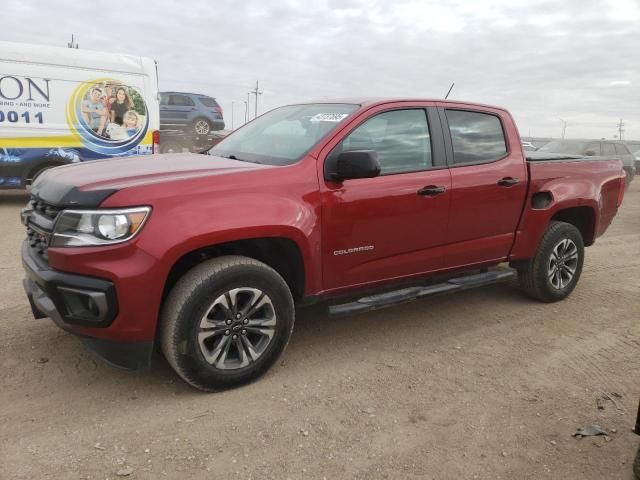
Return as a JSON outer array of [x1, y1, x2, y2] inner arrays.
[[309, 113, 349, 123]]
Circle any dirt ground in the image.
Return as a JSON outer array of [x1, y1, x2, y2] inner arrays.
[[1, 183, 639, 480]]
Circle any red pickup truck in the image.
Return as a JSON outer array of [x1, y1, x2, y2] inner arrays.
[[21, 99, 625, 391]]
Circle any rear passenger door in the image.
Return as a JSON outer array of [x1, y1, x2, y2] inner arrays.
[[438, 105, 527, 267]]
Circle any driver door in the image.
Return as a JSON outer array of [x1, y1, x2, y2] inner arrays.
[[320, 105, 451, 291]]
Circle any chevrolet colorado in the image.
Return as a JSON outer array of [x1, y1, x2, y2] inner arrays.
[[21, 99, 626, 391]]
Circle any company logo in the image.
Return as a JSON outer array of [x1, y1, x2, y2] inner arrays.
[[333, 245, 375, 256], [0, 76, 50, 102]]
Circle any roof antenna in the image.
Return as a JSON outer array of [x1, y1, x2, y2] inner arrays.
[[444, 82, 455, 99]]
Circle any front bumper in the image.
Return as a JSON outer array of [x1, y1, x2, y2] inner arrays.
[[22, 240, 152, 370]]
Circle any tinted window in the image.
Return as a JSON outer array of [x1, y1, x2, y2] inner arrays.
[[614, 143, 630, 155], [602, 143, 616, 155], [339, 109, 431, 174], [199, 97, 219, 108], [585, 143, 601, 155], [169, 95, 195, 106], [446, 110, 507, 164], [159, 94, 169, 106]]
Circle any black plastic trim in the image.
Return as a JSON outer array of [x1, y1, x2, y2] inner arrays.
[[81, 337, 153, 371], [22, 240, 118, 327], [30, 178, 116, 208]]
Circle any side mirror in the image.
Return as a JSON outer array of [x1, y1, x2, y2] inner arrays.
[[332, 150, 381, 181], [585, 150, 596, 156]]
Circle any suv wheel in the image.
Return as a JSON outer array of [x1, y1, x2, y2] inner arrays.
[[518, 221, 584, 302], [160, 256, 295, 391], [193, 118, 211, 135]]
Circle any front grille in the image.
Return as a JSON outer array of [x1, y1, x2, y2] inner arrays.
[[24, 195, 61, 261], [29, 197, 61, 221]]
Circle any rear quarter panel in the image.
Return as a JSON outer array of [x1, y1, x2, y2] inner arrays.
[[509, 158, 624, 260]]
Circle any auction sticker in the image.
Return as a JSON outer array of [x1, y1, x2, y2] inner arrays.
[[310, 113, 349, 122]]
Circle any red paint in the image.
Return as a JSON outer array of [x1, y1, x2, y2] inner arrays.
[[43, 99, 625, 342]]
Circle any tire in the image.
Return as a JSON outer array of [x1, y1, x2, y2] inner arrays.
[[192, 118, 212, 135], [625, 169, 634, 191], [159, 256, 295, 392], [518, 221, 584, 302], [160, 141, 182, 154], [634, 444, 640, 480]]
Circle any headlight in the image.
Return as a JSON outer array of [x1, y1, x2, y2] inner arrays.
[[50, 207, 151, 247]]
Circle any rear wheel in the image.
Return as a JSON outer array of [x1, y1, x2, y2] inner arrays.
[[518, 221, 584, 302], [159, 256, 295, 391], [193, 118, 212, 135]]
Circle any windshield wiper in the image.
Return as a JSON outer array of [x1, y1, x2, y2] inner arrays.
[[213, 153, 263, 164]]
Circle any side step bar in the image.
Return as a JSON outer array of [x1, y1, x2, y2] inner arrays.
[[328, 268, 516, 317]]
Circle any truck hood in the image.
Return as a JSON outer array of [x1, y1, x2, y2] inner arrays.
[[31, 153, 268, 207]]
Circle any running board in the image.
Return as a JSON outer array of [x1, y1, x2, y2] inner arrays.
[[328, 268, 516, 317]]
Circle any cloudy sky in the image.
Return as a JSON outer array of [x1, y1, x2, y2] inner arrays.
[[4, 0, 640, 140]]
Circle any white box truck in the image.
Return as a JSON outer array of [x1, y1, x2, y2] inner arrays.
[[0, 41, 160, 189]]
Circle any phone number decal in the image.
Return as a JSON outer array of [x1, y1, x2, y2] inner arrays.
[[0, 110, 44, 123]]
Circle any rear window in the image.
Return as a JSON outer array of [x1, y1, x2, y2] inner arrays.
[[199, 97, 219, 108], [446, 110, 507, 164]]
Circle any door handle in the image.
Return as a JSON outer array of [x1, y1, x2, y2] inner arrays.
[[497, 177, 519, 187], [417, 185, 446, 196]]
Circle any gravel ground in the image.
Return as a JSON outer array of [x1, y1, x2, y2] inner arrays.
[[0, 183, 638, 480]]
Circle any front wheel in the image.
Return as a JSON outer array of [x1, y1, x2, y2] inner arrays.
[[159, 256, 295, 391], [518, 221, 584, 302]]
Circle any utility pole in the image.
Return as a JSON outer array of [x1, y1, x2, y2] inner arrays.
[[250, 80, 262, 119], [616, 119, 625, 140], [560, 119, 567, 139], [246, 93, 251, 121], [244, 100, 248, 124], [67, 34, 79, 49]]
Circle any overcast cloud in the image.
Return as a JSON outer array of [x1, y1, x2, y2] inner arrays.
[[3, 0, 639, 139]]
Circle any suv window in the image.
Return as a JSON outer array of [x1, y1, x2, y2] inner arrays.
[[602, 143, 616, 155], [585, 143, 601, 155], [339, 109, 432, 175], [169, 95, 195, 107], [198, 97, 219, 108], [614, 143, 630, 155], [446, 110, 507, 164]]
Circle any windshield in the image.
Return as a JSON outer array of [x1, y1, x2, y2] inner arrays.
[[538, 140, 590, 154], [209, 103, 358, 165]]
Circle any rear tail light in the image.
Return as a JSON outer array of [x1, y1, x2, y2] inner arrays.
[[152, 130, 160, 154], [215, 106, 223, 116], [617, 175, 625, 207]]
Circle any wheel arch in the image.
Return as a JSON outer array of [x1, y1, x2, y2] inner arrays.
[[162, 236, 307, 304], [551, 206, 596, 246]]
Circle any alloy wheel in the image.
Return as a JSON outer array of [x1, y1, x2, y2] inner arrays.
[[197, 288, 276, 370], [547, 238, 579, 289], [194, 120, 210, 135]]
